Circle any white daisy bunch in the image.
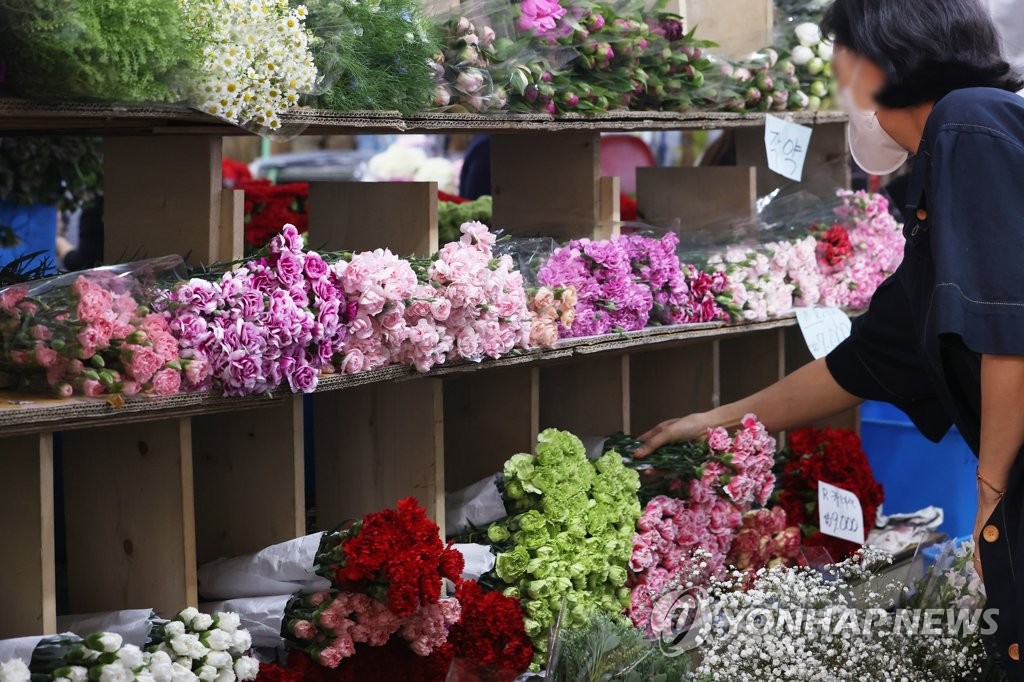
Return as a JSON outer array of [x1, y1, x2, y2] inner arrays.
[[180, 0, 318, 130]]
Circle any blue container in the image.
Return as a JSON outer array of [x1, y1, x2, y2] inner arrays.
[[859, 401, 977, 538], [0, 202, 58, 274]]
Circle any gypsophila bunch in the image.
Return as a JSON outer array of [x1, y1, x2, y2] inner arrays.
[[690, 547, 990, 681], [180, 0, 318, 130], [484, 429, 642, 669]]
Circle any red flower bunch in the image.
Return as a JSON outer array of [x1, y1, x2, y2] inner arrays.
[[221, 158, 309, 250], [317, 498, 464, 617], [815, 224, 855, 267], [725, 507, 802, 580], [776, 427, 884, 562], [443, 580, 533, 681]]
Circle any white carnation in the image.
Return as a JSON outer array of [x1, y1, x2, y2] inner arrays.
[[116, 644, 145, 670], [215, 671, 236, 682], [213, 612, 240, 635], [98, 633, 123, 654], [204, 629, 233, 652], [204, 652, 232, 670], [164, 621, 187, 638], [230, 630, 252, 655], [178, 607, 200, 626], [234, 657, 259, 682], [197, 665, 219, 682], [98, 662, 133, 682], [0, 659, 30, 682], [170, 662, 198, 682], [191, 613, 214, 632]]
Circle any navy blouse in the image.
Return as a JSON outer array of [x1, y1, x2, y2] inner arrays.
[[826, 87, 1024, 677]]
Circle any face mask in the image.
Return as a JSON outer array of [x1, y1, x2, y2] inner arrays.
[[839, 61, 910, 175]]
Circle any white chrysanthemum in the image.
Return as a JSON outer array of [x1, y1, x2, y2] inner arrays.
[[181, 0, 318, 130], [0, 659, 30, 682]]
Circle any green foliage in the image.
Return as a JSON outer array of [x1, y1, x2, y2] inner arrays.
[[548, 612, 693, 682], [305, 0, 440, 114], [438, 195, 492, 244], [0, 0, 198, 102], [0, 137, 102, 211]]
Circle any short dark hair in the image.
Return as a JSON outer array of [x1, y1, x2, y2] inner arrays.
[[822, 0, 1024, 108]]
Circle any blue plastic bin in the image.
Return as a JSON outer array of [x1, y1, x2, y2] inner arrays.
[[0, 202, 58, 274], [859, 401, 977, 538]]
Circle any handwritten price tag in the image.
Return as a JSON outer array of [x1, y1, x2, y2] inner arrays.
[[818, 481, 865, 545], [795, 307, 852, 359], [764, 115, 813, 182]]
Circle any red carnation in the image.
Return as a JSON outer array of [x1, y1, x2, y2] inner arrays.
[[816, 224, 854, 267]]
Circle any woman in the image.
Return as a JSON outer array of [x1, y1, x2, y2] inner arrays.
[[637, 0, 1024, 676]]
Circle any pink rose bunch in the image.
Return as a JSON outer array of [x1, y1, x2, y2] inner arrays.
[[160, 224, 347, 397], [623, 415, 778, 634], [0, 261, 189, 398], [725, 507, 802, 579], [537, 232, 730, 339]]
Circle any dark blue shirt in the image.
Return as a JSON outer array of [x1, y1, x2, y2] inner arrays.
[[826, 87, 1024, 677]]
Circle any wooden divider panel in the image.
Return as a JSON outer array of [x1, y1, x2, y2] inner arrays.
[[444, 367, 539, 492], [735, 120, 851, 199], [594, 176, 622, 241], [719, 329, 784, 405], [308, 181, 439, 256], [0, 434, 56, 637], [783, 325, 859, 432], [540, 355, 630, 436], [192, 397, 305, 565], [315, 380, 445, 528], [637, 166, 757, 230], [219, 188, 245, 263], [491, 132, 601, 240], [62, 419, 196, 616], [103, 136, 223, 265], [630, 341, 716, 435]]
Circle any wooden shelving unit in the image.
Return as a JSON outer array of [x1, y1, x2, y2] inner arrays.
[[0, 94, 854, 638]]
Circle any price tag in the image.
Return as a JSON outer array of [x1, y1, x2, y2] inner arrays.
[[764, 115, 813, 181], [795, 307, 852, 359], [818, 481, 865, 545]]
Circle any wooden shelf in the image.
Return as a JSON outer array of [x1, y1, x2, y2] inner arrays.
[[0, 98, 848, 136], [0, 316, 802, 438]]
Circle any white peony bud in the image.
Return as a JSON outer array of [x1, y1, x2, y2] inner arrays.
[[791, 45, 815, 66], [817, 40, 834, 61], [795, 22, 822, 47]]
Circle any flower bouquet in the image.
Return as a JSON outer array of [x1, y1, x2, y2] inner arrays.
[[775, 426, 884, 562], [477, 429, 642, 668], [0, 257, 192, 398]]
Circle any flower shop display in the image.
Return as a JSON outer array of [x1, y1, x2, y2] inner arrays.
[[707, 190, 905, 321], [605, 415, 778, 633], [0, 257, 195, 398], [303, 0, 439, 115], [537, 232, 730, 338], [468, 429, 642, 668], [775, 0, 835, 110], [0, 0, 198, 102], [0, 608, 259, 682], [713, 48, 812, 113], [776, 426, 885, 562]]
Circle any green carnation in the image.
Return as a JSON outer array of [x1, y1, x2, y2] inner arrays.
[[496, 546, 530, 583], [518, 509, 547, 533], [504, 479, 527, 500], [504, 453, 537, 486], [608, 565, 628, 587], [487, 523, 511, 543]]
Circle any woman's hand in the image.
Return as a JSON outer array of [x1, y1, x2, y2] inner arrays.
[[972, 482, 1003, 581], [635, 414, 710, 458]]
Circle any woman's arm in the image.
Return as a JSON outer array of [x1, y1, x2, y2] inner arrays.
[[634, 358, 862, 457], [975, 354, 1024, 578]]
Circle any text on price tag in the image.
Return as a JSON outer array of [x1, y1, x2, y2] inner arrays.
[[818, 481, 865, 545], [764, 115, 813, 182], [795, 307, 852, 359]]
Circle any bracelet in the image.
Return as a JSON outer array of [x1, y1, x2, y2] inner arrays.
[[977, 469, 1007, 499]]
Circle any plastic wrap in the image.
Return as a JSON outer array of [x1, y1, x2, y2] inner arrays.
[[445, 474, 508, 537], [0, 256, 189, 398], [773, 0, 836, 110], [197, 533, 330, 601], [55, 609, 156, 648]]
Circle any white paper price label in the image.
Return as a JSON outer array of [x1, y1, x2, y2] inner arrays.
[[795, 307, 852, 359], [818, 481, 865, 545], [765, 115, 813, 182]]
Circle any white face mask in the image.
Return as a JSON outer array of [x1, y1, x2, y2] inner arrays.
[[839, 61, 910, 175]]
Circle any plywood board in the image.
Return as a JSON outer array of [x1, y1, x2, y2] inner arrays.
[[0, 434, 56, 637], [637, 166, 757, 230], [192, 398, 305, 564], [308, 181, 438, 257], [540, 355, 630, 436], [62, 419, 197, 616], [629, 341, 716, 434]]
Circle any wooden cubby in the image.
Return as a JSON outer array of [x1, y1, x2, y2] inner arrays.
[[0, 88, 850, 636]]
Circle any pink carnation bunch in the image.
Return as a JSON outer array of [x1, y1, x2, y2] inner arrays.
[[725, 507, 802, 579], [160, 224, 347, 397], [0, 264, 189, 398]]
